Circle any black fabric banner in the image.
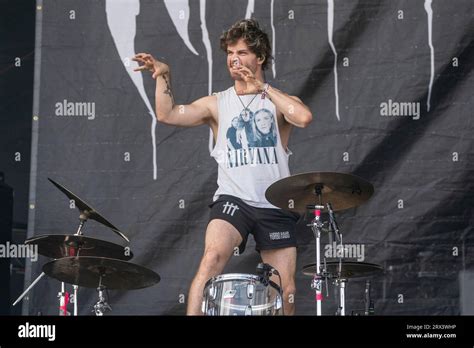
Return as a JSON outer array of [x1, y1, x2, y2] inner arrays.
[[25, 0, 473, 315]]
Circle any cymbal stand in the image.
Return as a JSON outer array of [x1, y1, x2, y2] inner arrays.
[[308, 183, 326, 316], [68, 211, 92, 316], [326, 202, 346, 316], [334, 278, 347, 316], [58, 212, 90, 316]]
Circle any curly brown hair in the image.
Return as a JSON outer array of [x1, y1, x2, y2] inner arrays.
[[220, 19, 272, 70]]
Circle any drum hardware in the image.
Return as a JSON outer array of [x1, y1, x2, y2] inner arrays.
[[256, 262, 284, 314], [303, 261, 383, 315], [93, 284, 112, 316], [304, 184, 346, 315], [244, 305, 252, 316], [264, 171, 374, 213], [24, 234, 133, 260], [302, 261, 383, 279], [202, 272, 282, 316], [364, 280, 375, 315], [13, 178, 159, 316], [42, 256, 160, 315], [306, 201, 346, 315], [16, 233, 133, 316], [14, 179, 128, 315], [47, 178, 129, 242], [58, 282, 71, 316], [42, 256, 160, 290], [266, 171, 379, 316], [334, 278, 347, 316], [307, 202, 326, 316], [247, 284, 254, 298], [351, 280, 375, 316]]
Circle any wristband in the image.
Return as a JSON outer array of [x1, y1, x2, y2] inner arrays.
[[261, 83, 270, 99]]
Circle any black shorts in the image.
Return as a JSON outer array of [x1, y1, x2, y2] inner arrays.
[[208, 194, 300, 254]]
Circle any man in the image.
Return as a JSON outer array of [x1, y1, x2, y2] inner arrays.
[[133, 19, 312, 315]]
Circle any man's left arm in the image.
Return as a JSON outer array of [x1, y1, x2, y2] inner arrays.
[[233, 66, 312, 128], [265, 85, 313, 128]]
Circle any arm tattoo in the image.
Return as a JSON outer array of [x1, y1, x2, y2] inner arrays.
[[162, 75, 175, 106]]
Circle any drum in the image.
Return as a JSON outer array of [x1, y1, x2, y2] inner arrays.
[[202, 273, 283, 316]]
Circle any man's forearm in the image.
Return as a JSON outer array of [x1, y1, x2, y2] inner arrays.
[[266, 85, 312, 127], [155, 73, 175, 120]]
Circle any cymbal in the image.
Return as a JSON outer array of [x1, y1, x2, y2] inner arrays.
[[48, 178, 129, 242], [302, 261, 383, 279], [43, 256, 160, 290], [25, 234, 133, 260], [265, 172, 374, 213]]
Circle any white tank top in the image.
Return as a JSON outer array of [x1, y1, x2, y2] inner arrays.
[[210, 86, 292, 208]]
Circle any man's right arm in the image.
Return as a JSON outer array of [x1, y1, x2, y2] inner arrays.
[[154, 72, 215, 127], [133, 53, 215, 127]]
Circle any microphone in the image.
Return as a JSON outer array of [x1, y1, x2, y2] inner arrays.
[[326, 203, 340, 243]]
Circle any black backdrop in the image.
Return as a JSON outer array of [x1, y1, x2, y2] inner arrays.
[[24, 0, 473, 315]]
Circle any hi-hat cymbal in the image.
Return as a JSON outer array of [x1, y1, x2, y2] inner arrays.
[[43, 256, 160, 290], [25, 234, 133, 260], [48, 178, 129, 242], [265, 172, 374, 213], [302, 261, 383, 279]]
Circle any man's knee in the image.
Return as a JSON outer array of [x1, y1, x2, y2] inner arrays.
[[282, 282, 296, 303]]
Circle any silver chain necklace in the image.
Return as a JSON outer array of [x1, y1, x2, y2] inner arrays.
[[236, 92, 259, 118]]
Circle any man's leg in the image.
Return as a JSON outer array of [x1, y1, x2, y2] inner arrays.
[[260, 247, 297, 315], [186, 219, 243, 315]]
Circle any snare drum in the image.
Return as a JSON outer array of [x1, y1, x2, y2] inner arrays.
[[202, 273, 283, 316]]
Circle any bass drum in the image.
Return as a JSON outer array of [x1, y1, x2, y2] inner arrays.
[[202, 273, 283, 316]]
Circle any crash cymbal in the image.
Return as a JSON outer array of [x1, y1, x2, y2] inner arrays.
[[43, 256, 160, 290], [302, 261, 383, 279], [25, 234, 133, 260], [48, 178, 129, 242], [265, 172, 374, 213]]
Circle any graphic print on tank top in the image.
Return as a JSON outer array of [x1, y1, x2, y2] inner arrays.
[[224, 104, 279, 168]]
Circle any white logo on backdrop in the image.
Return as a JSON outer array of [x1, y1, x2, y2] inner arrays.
[[163, 0, 199, 56], [106, 0, 158, 179], [424, 0, 434, 112], [327, 0, 340, 121]]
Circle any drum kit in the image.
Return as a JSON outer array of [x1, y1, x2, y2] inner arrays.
[[13, 178, 160, 316], [15, 171, 382, 316], [202, 171, 384, 316]]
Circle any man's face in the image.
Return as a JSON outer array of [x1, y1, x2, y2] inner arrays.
[[226, 38, 261, 80]]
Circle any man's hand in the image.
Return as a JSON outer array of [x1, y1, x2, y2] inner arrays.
[[132, 53, 169, 79], [234, 66, 265, 95]]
